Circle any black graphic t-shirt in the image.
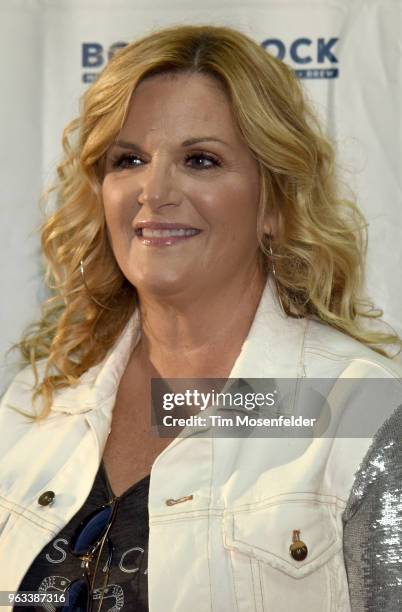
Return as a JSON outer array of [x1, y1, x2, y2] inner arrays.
[[15, 463, 150, 612]]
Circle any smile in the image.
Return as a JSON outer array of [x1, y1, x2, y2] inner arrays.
[[137, 228, 200, 238], [134, 227, 202, 246]]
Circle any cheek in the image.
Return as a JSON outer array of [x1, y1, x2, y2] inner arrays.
[[102, 177, 133, 236], [233, 175, 260, 235], [207, 180, 259, 238]]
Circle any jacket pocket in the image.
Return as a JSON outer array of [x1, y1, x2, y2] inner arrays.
[[223, 498, 349, 612]]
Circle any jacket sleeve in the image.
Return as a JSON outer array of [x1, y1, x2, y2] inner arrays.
[[342, 404, 402, 611]]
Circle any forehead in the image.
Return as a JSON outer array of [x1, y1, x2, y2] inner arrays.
[[120, 72, 240, 142]]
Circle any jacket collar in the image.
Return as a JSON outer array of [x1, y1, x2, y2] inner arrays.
[[228, 274, 307, 380], [51, 274, 308, 415], [51, 311, 141, 414]]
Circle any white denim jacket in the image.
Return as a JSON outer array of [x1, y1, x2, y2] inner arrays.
[[0, 277, 401, 612]]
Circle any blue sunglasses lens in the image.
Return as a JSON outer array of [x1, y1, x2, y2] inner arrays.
[[70, 505, 113, 556], [60, 578, 89, 612]]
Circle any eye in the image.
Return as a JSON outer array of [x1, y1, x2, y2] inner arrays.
[[110, 153, 143, 170], [185, 152, 221, 170], [109, 151, 222, 171]]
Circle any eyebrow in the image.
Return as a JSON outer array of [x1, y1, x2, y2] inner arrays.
[[112, 136, 229, 150]]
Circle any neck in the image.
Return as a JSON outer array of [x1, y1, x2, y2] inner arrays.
[[132, 267, 268, 379]]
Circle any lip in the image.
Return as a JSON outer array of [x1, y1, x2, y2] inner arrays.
[[133, 221, 203, 247]]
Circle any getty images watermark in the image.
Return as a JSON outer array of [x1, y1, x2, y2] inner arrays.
[[160, 387, 315, 430], [151, 378, 402, 438]]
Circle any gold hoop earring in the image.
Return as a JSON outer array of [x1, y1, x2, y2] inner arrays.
[[267, 236, 285, 314], [79, 259, 115, 311]]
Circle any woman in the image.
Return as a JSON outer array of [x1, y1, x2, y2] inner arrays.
[[0, 23, 401, 612]]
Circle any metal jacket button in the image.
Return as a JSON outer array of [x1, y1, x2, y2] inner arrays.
[[289, 529, 308, 561], [38, 491, 55, 506]]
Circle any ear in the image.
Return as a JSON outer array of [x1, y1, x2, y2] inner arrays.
[[262, 208, 280, 238]]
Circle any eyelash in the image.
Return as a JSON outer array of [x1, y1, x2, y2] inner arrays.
[[110, 152, 222, 171]]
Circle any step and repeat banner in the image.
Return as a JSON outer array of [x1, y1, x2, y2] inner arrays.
[[0, 0, 401, 389]]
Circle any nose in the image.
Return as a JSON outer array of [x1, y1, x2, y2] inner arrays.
[[137, 157, 178, 210]]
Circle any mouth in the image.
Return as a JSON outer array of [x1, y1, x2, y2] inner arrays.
[[134, 223, 202, 246]]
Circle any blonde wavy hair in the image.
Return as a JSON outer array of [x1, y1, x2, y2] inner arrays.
[[16, 24, 401, 418]]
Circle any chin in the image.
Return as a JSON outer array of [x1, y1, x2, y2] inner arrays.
[[130, 272, 193, 299]]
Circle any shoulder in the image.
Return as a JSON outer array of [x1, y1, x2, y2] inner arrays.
[[303, 318, 402, 379], [0, 360, 48, 418], [0, 357, 102, 419], [303, 318, 402, 468]]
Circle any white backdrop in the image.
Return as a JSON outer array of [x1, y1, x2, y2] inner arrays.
[[1, 0, 401, 391]]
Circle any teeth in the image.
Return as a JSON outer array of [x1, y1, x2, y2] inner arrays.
[[140, 228, 198, 238]]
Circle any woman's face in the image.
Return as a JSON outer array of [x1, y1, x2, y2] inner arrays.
[[103, 72, 266, 300]]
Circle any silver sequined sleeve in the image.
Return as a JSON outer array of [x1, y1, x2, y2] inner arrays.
[[342, 404, 402, 611]]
